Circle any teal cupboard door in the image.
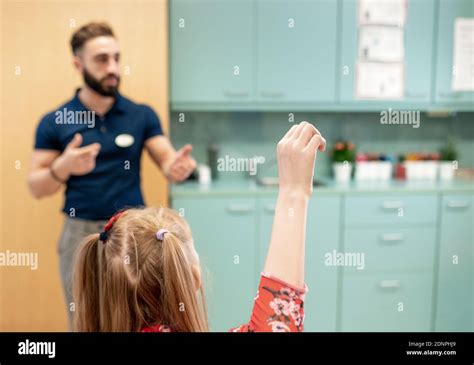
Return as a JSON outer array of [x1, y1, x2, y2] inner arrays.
[[172, 197, 258, 331], [304, 195, 340, 331], [341, 272, 434, 331], [256, 0, 338, 104], [257, 194, 340, 331], [434, 0, 474, 108], [339, 0, 435, 108], [170, 0, 254, 104], [435, 194, 473, 332]]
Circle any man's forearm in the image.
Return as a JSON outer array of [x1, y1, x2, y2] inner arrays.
[[145, 135, 176, 172], [263, 190, 309, 288], [28, 168, 62, 198], [28, 157, 69, 199]]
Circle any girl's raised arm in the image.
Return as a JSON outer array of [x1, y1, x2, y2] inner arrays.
[[231, 122, 326, 332], [263, 122, 326, 287]]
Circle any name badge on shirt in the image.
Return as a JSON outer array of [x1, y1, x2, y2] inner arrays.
[[115, 134, 135, 148]]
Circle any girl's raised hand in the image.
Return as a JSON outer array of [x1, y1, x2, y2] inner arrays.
[[276, 122, 326, 198]]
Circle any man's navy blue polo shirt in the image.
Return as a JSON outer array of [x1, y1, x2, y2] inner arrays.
[[34, 89, 163, 220]]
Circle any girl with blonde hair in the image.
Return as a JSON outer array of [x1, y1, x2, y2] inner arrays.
[[73, 122, 326, 332]]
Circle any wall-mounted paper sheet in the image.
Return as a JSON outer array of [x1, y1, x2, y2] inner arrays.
[[359, 26, 404, 62], [358, 0, 407, 27], [452, 18, 474, 91], [356, 62, 404, 99]]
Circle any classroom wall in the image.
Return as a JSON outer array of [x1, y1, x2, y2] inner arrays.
[[0, 0, 169, 331]]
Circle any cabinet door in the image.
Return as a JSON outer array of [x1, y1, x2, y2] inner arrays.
[[341, 272, 433, 331], [339, 0, 435, 108], [172, 197, 258, 331], [170, 0, 254, 104], [256, 0, 338, 103], [434, 0, 474, 107], [343, 227, 436, 273], [435, 194, 473, 332], [257, 194, 340, 331]]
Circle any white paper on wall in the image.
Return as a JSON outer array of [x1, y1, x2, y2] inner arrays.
[[356, 62, 405, 99], [359, 26, 404, 62], [358, 0, 407, 27], [452, 18, 474, 91]]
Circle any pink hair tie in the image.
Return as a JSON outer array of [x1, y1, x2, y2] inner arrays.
[[156, 229, 169, 241]]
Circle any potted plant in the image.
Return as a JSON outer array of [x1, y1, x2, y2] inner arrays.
[[332, 141, 355, 183], [439, 138, 458, 181]]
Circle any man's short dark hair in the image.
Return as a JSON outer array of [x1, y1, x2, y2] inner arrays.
[[70, 22, 115, 55]]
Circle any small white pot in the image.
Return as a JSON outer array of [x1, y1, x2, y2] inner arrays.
[[404, 161, 421, 180], [405, 161, 438, 181], [376, 161, 393, 181], [355, 161, 376, 181], [333, 162, 353, 183], [439, 161, 455, 181]]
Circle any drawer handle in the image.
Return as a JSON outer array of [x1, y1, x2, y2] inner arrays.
[[263, 204, 276, 213], [226, 204, 254, 213], [380, 233, 404, 242], [379, 280, 400, 289], [447, 200, 470, 209], [260, 91, 285, 98], [381, 201, 404, 210], [223, 90, 249, 98]]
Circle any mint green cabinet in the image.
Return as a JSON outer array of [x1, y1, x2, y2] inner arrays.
[[171, 188, 474, 332], [170, 0, 254, 104], [344, 194, 438, 227], [170, 0, 339, 109], [171, 196, 258, 331], [170, 0, 473, 111], [341, 193, 438, 331], [343, 227, 436, 273], [435, 194, 473, 331], [341, 272, 433, 331], [339, 0, 435, 109], [257, 194, 341, 331], [434, 0, 474, 109], [256, 0, 337, 103]]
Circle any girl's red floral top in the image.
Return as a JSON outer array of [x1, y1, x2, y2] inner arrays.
[[141, 272, 308, 333]]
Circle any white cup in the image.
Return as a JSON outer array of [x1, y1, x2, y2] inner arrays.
[[198, 164, 211, 185]]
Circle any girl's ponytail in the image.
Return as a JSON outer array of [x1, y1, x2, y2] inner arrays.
[[161, 232, 208, 332], [72, 233, 102, 332]]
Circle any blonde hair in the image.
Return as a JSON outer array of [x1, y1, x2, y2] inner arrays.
[[72, 207, 208, 332]]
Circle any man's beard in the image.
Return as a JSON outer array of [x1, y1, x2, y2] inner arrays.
[[83, 68, 120, 97]]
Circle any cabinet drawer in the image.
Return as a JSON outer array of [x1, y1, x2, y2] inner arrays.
[[341, 272, 433, 331], [345, 194, 438, 226], [343, 227, 436, 272]]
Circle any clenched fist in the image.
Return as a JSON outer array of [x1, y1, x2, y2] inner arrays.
[[277, 122, 326, 197]]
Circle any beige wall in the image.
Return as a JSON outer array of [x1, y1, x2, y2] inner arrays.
[[0, 0, 169, 331]]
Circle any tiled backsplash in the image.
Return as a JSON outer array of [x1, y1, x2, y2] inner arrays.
[[170, 111, 474, 180]]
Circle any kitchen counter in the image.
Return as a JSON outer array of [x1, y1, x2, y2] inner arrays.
[[171, 178, 474, 197]]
